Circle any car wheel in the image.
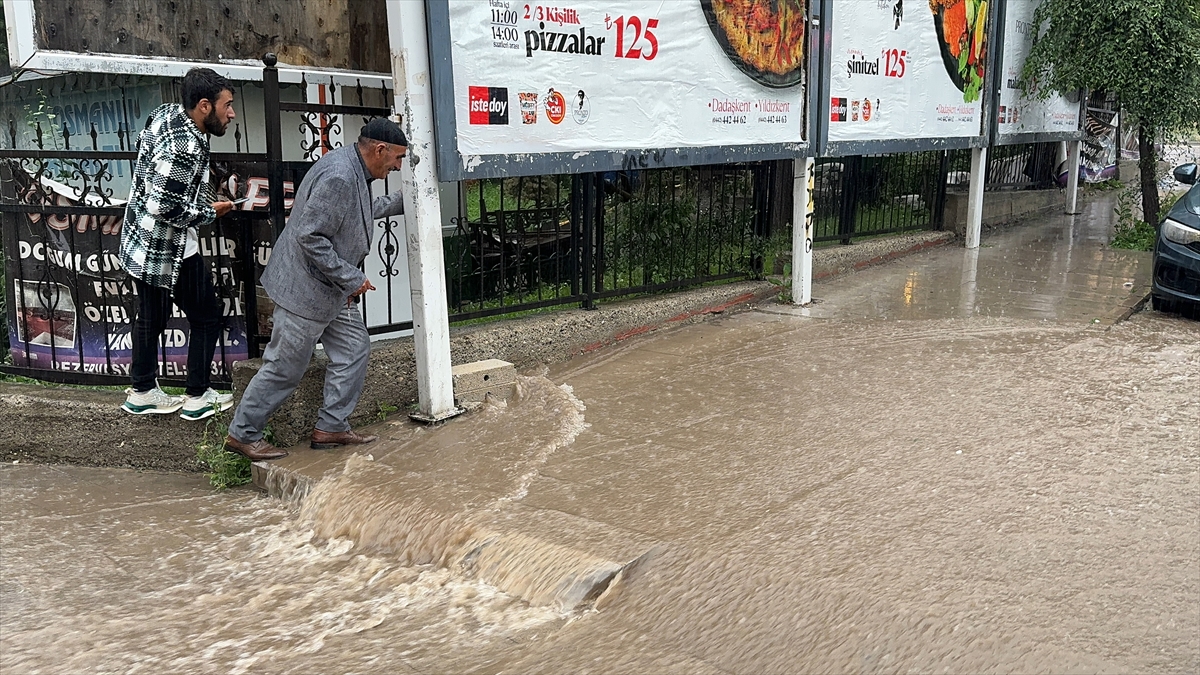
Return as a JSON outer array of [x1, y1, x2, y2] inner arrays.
[[1151, 295, 1178, 314]]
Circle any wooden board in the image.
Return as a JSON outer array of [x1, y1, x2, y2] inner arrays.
[[31, 0, 389, 73]]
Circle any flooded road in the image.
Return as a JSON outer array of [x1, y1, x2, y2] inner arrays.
[[3, 205, 1198, 673]]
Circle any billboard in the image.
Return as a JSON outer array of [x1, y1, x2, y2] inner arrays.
[[823, 0, 992, 155], [992, 0, 1082, 144], [428, 0, 816, 179]]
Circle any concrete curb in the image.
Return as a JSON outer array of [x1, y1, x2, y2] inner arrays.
[[813, 232, 956, 282], [1108, 290, 1154, 328], [0, 229, 959, 470]]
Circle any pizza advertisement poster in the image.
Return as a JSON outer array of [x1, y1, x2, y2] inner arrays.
[[827, 0, 991, 144], [995, 0, 1081, 139], [441, 0, 809, 164]]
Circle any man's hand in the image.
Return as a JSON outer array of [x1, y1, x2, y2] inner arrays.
[[348, 278, 377, 305], [213, 200, 235, 218]]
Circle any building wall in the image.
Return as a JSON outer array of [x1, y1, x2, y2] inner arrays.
[[30, 0, 389, 72]]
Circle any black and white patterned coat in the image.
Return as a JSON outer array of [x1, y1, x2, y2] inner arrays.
[[118, 103, 215, 290]]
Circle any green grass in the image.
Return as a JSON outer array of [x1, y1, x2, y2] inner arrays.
[[194, 410, 253, 490], [449, 274, 756, 327], [1086, 178, 1125, 191], [376, 402, 398, 421], [810, 204, 933, 243], [0, 372, 127, 391], [0, 369, 203, 398], [464, 177, 571, 222]]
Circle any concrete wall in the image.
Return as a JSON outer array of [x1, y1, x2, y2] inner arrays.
[[943, 188, 1068, 235]]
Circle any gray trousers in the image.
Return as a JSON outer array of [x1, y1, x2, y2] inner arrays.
[[229, 302, 370, 443]]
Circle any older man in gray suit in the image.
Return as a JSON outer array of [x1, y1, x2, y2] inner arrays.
[[224, 119, 407, 460]]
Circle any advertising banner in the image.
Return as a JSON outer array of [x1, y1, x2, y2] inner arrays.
[[826, 0, 990, 149], [432, 0, 811, 178], [5, 170, 270, 381], [1078, 107, 1118, 183], [994, 0, 1081, 141]]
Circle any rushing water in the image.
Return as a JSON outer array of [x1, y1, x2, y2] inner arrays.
[[2, 205, 1198, 673]]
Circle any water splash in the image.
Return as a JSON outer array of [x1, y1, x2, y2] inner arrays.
[[491, 376, 590, 505]]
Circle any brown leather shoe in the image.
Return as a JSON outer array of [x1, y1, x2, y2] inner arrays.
[[223, 435, 289, 461], [311, 428, 378, 449]]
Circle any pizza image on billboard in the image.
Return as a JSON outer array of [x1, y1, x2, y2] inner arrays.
[[701, 0, 806, 88], [930, 0, 988, 102]]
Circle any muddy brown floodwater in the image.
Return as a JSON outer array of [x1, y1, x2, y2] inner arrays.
[[3, 311, 1196, 674], [2, 203, 1198, 674]]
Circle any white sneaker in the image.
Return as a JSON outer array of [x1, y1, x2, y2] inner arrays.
[[122, 387, 185, 415], [179, 388, 235, 421]]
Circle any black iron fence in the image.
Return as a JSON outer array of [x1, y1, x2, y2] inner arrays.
[[445, 164, 768, 321], [0, 116, 269, 386], [938, 142, 1062, 193], [810, 151, 951, 244]]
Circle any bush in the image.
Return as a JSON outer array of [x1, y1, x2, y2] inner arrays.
[[1110, 218, 1157, 251], [1111, 185, 1183, 252], [195, 412, 252, 489]]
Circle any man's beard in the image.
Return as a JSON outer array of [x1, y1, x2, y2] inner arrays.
[[203, 109, 228, 137]]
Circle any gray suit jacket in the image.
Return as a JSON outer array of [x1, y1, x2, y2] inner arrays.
[[262, 145, 404, 322]]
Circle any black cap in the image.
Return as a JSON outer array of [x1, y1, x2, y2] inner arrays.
[[360, 118, 408, 146]]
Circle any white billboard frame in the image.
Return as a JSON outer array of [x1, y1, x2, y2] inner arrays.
[[987, 0, 1084, 147], [426, 0, 822, 181], [818, 0, 996, 157]]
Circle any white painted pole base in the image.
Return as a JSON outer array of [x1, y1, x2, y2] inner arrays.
[[1065, 140, 1082, 214], [965, 147, 988, 249], [959, 246, 980, 319], [791, 157, 815, 305], [387, 0, 460, 423]]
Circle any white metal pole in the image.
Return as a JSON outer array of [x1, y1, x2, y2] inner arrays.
[[965, 146, 988, 249], [959, 246, 979, 318], [1065, 140, 1082, 214], [386, 0, 459, 422], [791, 158, 815, 305]]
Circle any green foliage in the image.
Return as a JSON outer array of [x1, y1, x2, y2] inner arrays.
[[1110, 215, 1156, 251], [464, 175, 572, 222], [1022, 1, 1200, 244], [756, 228, 793, 280], [377, 402, 398, 422], [1110, 184, 1183, 251], [23, 91, 63, 150], [1087, 178, 1125, 191], [195, 411, 252, 490], [1, 251, 6, 360], [604, 173, 757, 286], [1022, 1, 1200, 136]]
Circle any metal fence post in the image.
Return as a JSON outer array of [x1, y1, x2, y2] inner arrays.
[[569, 174, 582, 299], [838, 155, 861, 244], [263, 54, 284, 239], [239, 216, 261, 359], [593, 173, 606, 295], [933, 150, 950, 230], [247, 53, 285, 360], [0, 161, 17, 355], [581, 172, 597, 309]]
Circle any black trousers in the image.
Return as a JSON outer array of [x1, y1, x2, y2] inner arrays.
[[130, 254, 221, 397]]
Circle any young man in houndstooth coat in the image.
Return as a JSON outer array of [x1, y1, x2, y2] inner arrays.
[[118, 68, 237, 422]]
